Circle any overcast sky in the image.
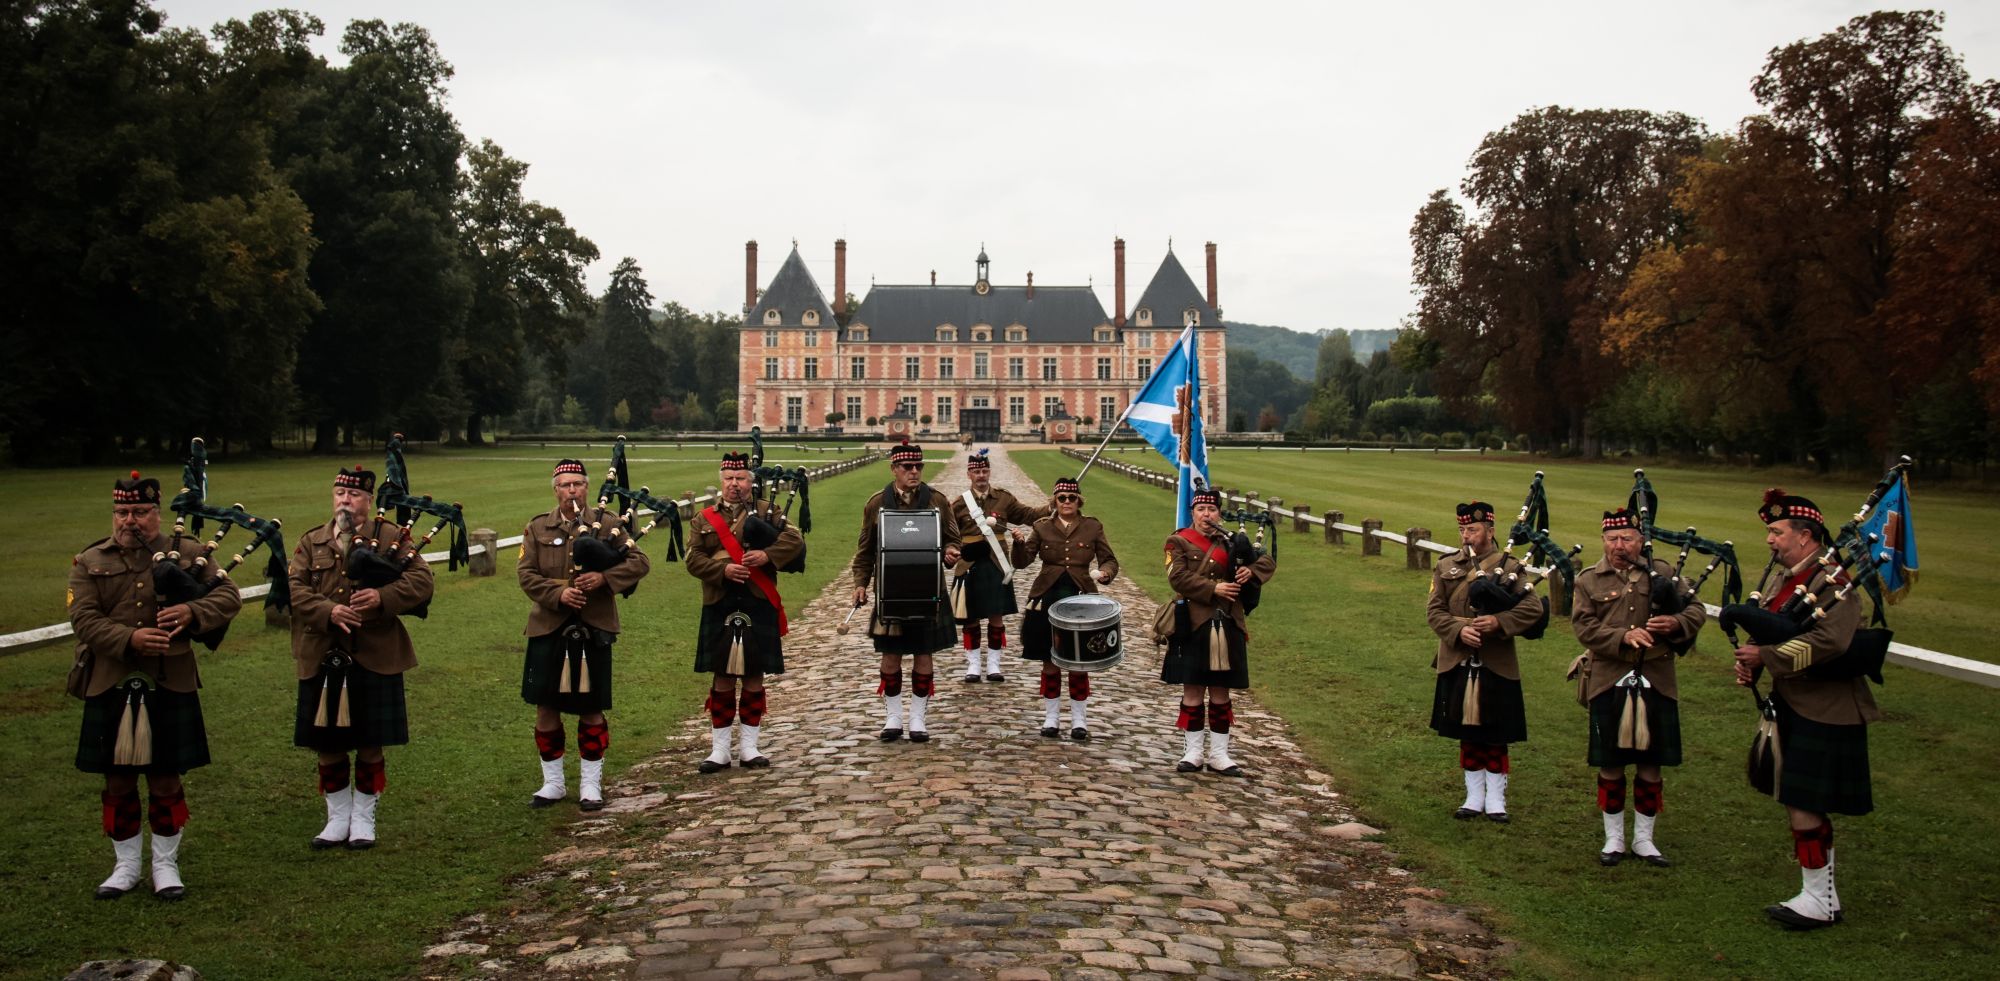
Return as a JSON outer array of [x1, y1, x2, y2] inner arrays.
[[164, 1, 2000, 334]]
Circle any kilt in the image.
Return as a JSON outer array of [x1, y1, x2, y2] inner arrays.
[[1160, 616, 1250, 690], [1019, 578, 1084, 663], [954, 550, 1018, 621], [1587, 687, 1682, 767], [76, 683, 208, 774], [870, 599, 955, 656], [294, 663, 409, 752], [694, 596, 785, 676], [522, 624, 615, 712], [1775, 693, 1873, 816], [1429, 665, 1528, 744]]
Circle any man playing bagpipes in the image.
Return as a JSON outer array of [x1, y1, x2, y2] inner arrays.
[[1572, 507, 1707, 866], [1425, 502, 1545, 824], [1729, 488, 1882, 930], [850, 441, 962, 743], [68, 472, 243, 900], [1160, 485, 1275, 777], [949, 449, 1045, 683], [517, 459, 652, 807], [1009, 477, 1118, 739], [288, 466, 435, 851], [686, 451, 803, 771]]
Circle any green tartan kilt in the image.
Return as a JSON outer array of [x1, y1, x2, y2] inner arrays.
[[954, 551, 1018, 621], [1429, 666, 1528, 744], [294, 663, 409, 752], [1775, 694, 1873, 816], [522, 624, 615, 712], [1587, 687, 1682, 767], [1160, 617, 1250, 690], [76, 683, 209, 774], [1019, 578, 1084, 662], [694, 598, 785, 676]]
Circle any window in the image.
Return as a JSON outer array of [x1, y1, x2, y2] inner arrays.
[[1095, 357, 1112, 380], [936, 326, 957, 342], [764, 309, 782, 325], [973, 352, 989, 379], [1006, 327, 1027, 342], [785, 396, 802, 429], [938, 357, 955, 380], [936, 396, 953, 423], [972, 327, 991, 342], [1099, 396, 1116, 425], [1135, 308, 1152, 326], [1137, 358, 1152, 380], [846, 396, 862, 422], [898, 395, 918, 418], [971, 396, 991, 408], [803, 357, 819, 380], [1041, 357, 1058, 381], [802, 310, 819, 326], [847, 327, 868, 342], [1138, 330, 1153, 347], [1008, 357, 1024, 380], [763, 357, 778, 380], [1182, 308, 1200, 327], [1008, 396, 1025, 425], [1095, 328, 1113, 342], [850, 356, 866, 380], [804, 329, 819, 347], [764, 330, 778, 347], [1044, 396, 1062, 419], [904, 356, 921, 380]]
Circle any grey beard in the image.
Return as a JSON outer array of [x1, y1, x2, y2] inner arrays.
[[334, 511, 357, 553]]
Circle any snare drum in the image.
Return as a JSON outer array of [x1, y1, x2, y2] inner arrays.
[[875, 508, 943, 621], [1048, 594, 1124, 672]]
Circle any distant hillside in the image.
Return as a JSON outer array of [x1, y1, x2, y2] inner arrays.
[[1225, 322, 1401, 381]]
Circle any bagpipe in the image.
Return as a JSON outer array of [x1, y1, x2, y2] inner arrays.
[[343, 434, 466, 618], [582, 435, 687, 575], [744, 427, 809, 573], [1216, 501, 1277, 616], [155, 438, 289, 649], [1629, 468, 1743, 620], [1478, 471, 1582, 642]]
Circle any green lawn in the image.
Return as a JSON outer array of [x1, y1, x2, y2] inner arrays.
[[1015, 447, 2000, 981], [0, 446, 882, 981]]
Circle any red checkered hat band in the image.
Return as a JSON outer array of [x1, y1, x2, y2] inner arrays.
[[720, 452, 750, 471], [552, 459, 587, 477], [1456, 502, 1494, 525], [334, 467, 375, 492], [890, 444, 923, 464], [1602, 509, 1635, 531], [1190, 488, 1220, 507], [966, 455, 990, 469], [1053, 478, 1080, 495], [1763, 503, 1822, 524], [112, 471, 159, 505]]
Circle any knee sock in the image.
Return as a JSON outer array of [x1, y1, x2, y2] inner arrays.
[[1597, 774, 1627, 814], [911, 673, 934, 698], [707, 689, 737, 728], [1039, 672, 1061, 699], [355, 756, 386, 795], [963, 626, 978, 650], [147, 789, 188, 836], [101, 789, 141, 840], [1068, 673, 1089, 701], [534, 727, 566, 762], [1207, 700, 1234, 735], [988, 622, 1006, 649], [1487, 746, 1510, 774], [1634, 777, 1662, 816], [1792, 820, 1833, 869], [577, 720, 609, 762], [739, 689, 768, 727], [1459, 740, 1482, 771], [878, 671, 902, 697], [318, 758, 351, 794], [1176, 702, 1205, 731]]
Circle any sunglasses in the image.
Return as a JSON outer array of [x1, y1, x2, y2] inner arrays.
[[893, 462, 923, 471], [1055, 494, 1081, 503]]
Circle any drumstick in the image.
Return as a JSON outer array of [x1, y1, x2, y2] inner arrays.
[[836, 599, 864, 636]]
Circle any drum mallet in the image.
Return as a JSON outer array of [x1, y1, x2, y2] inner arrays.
[[836, 599, 864, 636]]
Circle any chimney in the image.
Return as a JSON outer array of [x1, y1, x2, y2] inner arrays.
[[1026, 271, 1034, 300], [1205, 241, 1218, 315], [833, 239, 847, 317], [1113, 237, 1126, 327], [744, 240, 758, 316], [930, 270, 936, 286]]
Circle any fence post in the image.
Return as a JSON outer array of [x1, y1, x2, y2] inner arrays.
[[466, 528, 498, 577], [1361, 518, 1383, 555], [1266, 497, 1284, 519], [1293, 503, 1310, 533], [1406, 527, 1433, 570], [1324, 510, 1341, 545]]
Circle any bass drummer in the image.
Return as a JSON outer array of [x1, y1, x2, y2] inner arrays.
[[1010, 477, 1118, 739], [1161, 485, 1274, 776], [850, 441, 960, 742]]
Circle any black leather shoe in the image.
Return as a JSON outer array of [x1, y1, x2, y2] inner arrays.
[[1070, 728, 1090, 741], [908, 730, 930, 743], [1453, 807, 1480, 820], [1636, 851, 1671, 867], [1176, 760, 1202, 772], [1486, 812, 1511, 824], [698, 759, 729, 773], [154, 885, 185, 901], [879, 728, 903, 742], [94, 884, 133, 900], [963, 673, 981, 683], [741, 756, 771, 769], [1041, 727, 1060, 738], [345, 837, 374, 851], [1599, 850, 1625, 867], [530, 793, 561, 809], [1766, 904, 1837, 930], [986, 672, 1005, 682], [309, 836, 343, 851], [1210, 763, 1246, 777]]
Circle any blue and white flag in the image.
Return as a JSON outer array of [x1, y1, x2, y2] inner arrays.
[[1124, 325, 1210, 528], [1858, 473, 1919, 603]]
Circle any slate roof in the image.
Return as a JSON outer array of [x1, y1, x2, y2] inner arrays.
[[1129, 250, 1220, 328], [747, 247, 838, 328], [849, 285, 1111, 343]]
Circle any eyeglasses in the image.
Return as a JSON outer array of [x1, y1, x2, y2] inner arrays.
[[112, 506, 157, 519], [893, 463, 923, 471]]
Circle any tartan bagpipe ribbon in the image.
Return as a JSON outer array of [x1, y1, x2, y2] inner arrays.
[[1503, 470, 1579, 587], [376, 433, 469, 570], [167, 437, 290, 613], [1628, 468, 1742, 606], [588, 436, 686, 561]]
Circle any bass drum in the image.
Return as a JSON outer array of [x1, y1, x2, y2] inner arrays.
[[1048, 594, 1124, 672], [875, 508, 943, 621]]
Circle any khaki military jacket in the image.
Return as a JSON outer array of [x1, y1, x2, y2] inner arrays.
[[950, 486, 1044, 574], [850, 485, 961, 590], [1426, 543, 1543, 681], [1752, 563, 1877, 726], [518, 507, 651, 637], [1571, 556, 1707, 701], [685, 498, 805, 606], [1163, 526, 1275, 634], [1009, 515, 1119, 597], [288, 517, 435, 680], [68, 533, 243, 696]]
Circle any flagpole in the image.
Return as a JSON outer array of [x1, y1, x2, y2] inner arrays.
[[1074, 400, 1137, 484]]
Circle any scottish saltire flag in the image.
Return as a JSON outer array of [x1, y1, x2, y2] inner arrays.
[[1124, 325, 1210, 528], [1859, 473, 1919, 602]]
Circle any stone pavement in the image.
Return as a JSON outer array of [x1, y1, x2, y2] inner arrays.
[[424, 447, 1509, 980]]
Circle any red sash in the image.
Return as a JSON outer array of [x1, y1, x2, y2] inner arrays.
[[1173, 527, 1230, 567], [1766, 564, 1828, 611], [701, 507, 788, 636]]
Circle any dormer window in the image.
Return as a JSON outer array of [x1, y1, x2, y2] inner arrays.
[[936, 326, 958, 342], [1094, 328, 1113, 342], [763, 309, 782, 325], [1183, 308, 1201, 326], [802, 309, 819, 326], [972, 327, 991, 342], [1006, 326, 1027, 342], [1135, 308, 1153, 326]]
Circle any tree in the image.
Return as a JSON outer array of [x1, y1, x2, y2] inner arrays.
[[1227, 349, 1312, 426], [1302, 381, 1354, 439], [1412, 107, 1707, 450], [612, 399, 631, 428], [590, 257, 664, 425], [679, 393, 710, 432], [1256, 407, 1282, 432]]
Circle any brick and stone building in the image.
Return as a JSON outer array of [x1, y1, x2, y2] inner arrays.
[[736, 239, 1229, 440]]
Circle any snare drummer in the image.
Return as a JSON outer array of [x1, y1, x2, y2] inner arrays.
[[1010, 477, 1118, 739], [1161, 486, 1274, 776], [851, 441, 961, 742]]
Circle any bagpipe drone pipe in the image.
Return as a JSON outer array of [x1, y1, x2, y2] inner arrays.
[[583, 435, 689, 578], [343, 433, 466, 617], [745, 427, 809, 573], [1215, 503, 1275, 615], [1484, 470, 1582, 642], [156, 437, 289, 648], [1627, 468, 1743, 654]]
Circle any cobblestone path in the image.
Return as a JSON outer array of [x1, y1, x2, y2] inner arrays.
[[425, 447, 1509, 980]]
